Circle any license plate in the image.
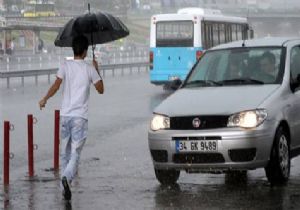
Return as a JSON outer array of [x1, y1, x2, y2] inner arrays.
[[176, 140, 218, 152]]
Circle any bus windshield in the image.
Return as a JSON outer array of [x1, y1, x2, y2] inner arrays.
[[156, 21, 194, 47]]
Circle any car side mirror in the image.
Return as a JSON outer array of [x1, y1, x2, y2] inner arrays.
[[170, 79, 182, 90]]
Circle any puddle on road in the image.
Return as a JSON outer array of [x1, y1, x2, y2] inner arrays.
[[153, 175, 300, 210], [2, 170, 300, 209]]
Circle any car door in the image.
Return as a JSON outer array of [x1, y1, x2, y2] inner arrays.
[[288, 45, 300, 149]]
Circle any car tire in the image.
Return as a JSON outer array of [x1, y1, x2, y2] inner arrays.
[[265, 126, 290, 186], [154, 169, 180, 185]]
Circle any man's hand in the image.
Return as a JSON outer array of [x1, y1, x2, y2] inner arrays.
[[39, 98, 47, 110]]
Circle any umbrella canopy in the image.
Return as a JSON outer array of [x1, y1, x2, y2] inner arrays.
[[54, 12, 130, 47]]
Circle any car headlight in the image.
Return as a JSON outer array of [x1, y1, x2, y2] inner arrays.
[[150, 114, 170, 131], [227, 109, 267, 128]]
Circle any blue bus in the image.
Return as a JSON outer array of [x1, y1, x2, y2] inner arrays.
[[149, 8, 252, 87]]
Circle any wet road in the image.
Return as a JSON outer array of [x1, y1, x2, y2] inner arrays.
[[1, 73, 300, 209]]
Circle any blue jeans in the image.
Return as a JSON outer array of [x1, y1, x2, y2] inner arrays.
[[60, 116, 88, 183]]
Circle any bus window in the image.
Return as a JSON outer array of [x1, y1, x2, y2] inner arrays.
[[219, 24, 225, 44], [212, 24, 219, 46], [204, 23, 213, 49], [237, 25, 242, 40], [203, 23, 208, 49], [225, 24, 232, 42], [156, 21, 194, 47], [201, 22, 205, 47], [242, 24, 248, 39], [232, 24, 237, 41]]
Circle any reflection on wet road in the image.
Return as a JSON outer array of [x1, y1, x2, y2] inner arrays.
[[1, 73, 300, 209]]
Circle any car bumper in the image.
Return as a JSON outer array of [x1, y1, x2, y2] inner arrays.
[[148, 125, 275, 172]]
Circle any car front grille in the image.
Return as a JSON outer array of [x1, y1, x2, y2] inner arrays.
[[173, 153, 225, 164], [172, 136, 222, 141], [170, 116, 229, 130]]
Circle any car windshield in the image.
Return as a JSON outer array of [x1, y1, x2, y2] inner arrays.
[[184, 47, 284, 87]]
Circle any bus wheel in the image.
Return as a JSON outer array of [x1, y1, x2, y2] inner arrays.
[[154, 169, 180, 185]]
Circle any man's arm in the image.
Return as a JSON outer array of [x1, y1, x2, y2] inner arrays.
[[92, 59, 104, 94], [39, 77, 62, 110]]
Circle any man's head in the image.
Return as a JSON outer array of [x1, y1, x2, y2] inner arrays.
[[72, 35, 89, 57], [260, 51, 276, 74]]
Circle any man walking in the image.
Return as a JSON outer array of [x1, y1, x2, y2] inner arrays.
[[39, 35, 104, 200]]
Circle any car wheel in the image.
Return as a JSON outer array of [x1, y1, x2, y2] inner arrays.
[[154, 169, 180, 185], [265, 126, 290, 185]]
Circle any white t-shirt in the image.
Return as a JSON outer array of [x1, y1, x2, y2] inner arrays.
[[57, 60, 101, 119]]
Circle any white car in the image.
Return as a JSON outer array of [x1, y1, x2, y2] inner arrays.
[[148, 37, 300, 186]]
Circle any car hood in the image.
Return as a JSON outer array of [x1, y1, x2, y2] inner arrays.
[[154, 85, 280, 116]]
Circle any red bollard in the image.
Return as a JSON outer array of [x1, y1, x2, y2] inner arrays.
[[3, 121, 10, 185], [27, 114, 34, 177], [54, 110, 60, 171]]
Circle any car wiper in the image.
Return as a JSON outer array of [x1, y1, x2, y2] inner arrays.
[[185, 80, 222, 87], [220, 78, 264, 85]]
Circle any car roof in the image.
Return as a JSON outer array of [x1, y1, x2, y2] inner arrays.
[[211, 37, 300, 50]]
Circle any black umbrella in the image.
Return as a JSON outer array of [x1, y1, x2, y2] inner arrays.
[[54, 4, 129, 58]]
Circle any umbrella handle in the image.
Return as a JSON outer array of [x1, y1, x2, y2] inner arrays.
[[92, 45, 95, 60], [90, 5, 94, 57]]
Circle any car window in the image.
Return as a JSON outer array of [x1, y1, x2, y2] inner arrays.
[[290, 46, 300, 82], [185, 47, 284, 87]]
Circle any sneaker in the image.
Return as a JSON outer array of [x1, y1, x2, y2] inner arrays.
[[62, 176, 72, 200]]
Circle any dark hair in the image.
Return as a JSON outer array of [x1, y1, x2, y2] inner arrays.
[[72, 35, 89, 56], [261, 51, 275, 64]]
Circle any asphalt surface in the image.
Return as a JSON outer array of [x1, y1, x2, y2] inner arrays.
[[1, 73, 300, 210]]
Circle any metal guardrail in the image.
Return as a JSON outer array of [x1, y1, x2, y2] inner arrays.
[[7, 19, 63, 27], [0, 62, 150, 88], [0, 49, 149, 67], [0, 16, 68, 30]]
